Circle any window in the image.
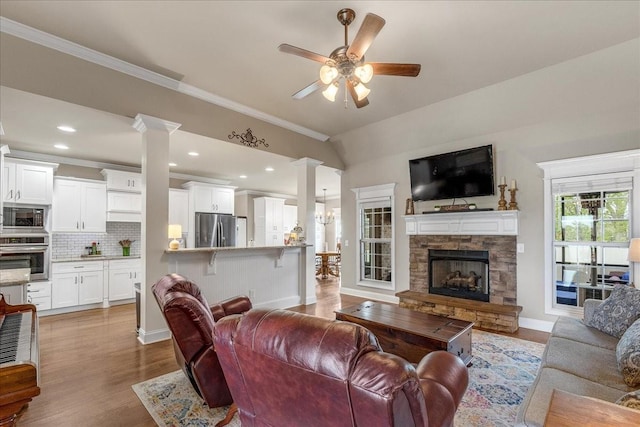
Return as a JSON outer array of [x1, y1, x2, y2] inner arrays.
[[353, 184, 395, 290], [539, 149, 638, 318]]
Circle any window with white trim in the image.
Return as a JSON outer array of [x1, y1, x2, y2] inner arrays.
[[353, 184, 395, 290], [552, 175, 632, 310]]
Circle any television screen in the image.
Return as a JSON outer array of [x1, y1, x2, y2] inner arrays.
[[409, 145, 495, 202]]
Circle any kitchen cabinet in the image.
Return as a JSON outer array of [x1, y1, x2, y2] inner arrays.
[[52, 177, 107, 232], [27, 281, 52, 311], [283, 205, 298, 234], [108, 258, 141, 301], [254, 197, 284, 246], [106, 191, 142, 222], [2, 159, 57, 205], [183, 182, 234, 215], [51, 261, 104, 309], [169, 189, 189, 233], [100, 169, 141, 192]]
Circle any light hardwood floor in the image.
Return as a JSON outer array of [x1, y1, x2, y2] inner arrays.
[[17, 277, 549, 426]]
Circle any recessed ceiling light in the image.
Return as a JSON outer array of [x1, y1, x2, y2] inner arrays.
[[265, 167, 274, 172], [54, 143, 69, 150], [239, 175, 247, 179], [168, 162, 177, 167], [188, 152, 199, 156], [57, 125, 76, 133]]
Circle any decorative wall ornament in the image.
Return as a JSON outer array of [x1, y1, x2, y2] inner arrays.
[[228, 128, 269, 148]]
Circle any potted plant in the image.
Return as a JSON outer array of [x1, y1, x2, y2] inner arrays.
[[119, 239, 134, 256]]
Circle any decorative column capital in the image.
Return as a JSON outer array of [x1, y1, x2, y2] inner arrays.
[[291, 157, 323, 169], [132, 114, 181, 134]]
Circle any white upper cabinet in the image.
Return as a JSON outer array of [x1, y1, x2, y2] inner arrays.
[[100, 169, 141, 193], [183, 182, 234, 215], [3, 159, 56, 205], [53, 178, 107, 233], [169, 189, 189, 233]]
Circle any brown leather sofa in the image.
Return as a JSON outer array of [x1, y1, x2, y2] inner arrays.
[[213, 308, 469, 427], [152, 273, 252, 408]]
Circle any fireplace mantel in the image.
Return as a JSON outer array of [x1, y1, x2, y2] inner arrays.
[[404, 210, 518, 236]]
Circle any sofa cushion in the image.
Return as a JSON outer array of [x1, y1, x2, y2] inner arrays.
[[617, 319, 640, 387], [543, 337, 631, 392], [615, 389, 640, 410], [586, 285, 640, 338], [551, 316, 619, 351], [516, 367, 628, 427]]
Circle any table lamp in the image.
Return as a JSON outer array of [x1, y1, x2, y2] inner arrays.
[[168, 224, 182, 250], [629, 238, 640, 286]]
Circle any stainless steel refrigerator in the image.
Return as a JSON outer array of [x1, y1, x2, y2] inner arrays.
[[195, 213, 236, 248]]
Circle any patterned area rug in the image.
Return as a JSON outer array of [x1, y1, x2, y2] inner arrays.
[[133, 330, 544, 426]]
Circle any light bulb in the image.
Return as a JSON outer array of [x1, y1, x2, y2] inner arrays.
[[355, 63, 373, 83], [319, 65, 338, 84], [322, 83, 338, 102], [353, 82, 370, 101]]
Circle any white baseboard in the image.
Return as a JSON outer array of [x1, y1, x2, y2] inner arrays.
[[340, 287, 399, 304], [257, 295, 303, 310], [137, 327, 171, 345], [519, 317, 554, 332]]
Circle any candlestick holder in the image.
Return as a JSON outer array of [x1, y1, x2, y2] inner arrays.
[[508, 188, 518, 210], [498, 184, 507, 210]]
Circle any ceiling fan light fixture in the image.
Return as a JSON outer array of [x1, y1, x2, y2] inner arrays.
[[354, 63, 373, 84], [322, 82, 339, 102], [353, 81, 370, 101], [319, 65, 339, 84]]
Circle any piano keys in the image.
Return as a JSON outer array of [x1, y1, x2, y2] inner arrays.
[[0, 294, 40, 427]]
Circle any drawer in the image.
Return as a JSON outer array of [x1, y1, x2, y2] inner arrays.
[[29, 295, 52, 311], [52, 261, 105, 274], [27, 281, 52, 298], [108, 259, 140, 270]]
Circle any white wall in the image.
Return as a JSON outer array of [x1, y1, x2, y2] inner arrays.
[[334, 39, 640, 324]]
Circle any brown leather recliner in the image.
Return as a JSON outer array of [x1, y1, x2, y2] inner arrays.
[[152, 273, 252, 408], [213, 308, 469, 427]]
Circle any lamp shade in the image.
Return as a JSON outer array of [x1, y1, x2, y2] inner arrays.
[[322, 83, 338, 102], [168, 224, 182, 239], [629, 238, 640, 262]]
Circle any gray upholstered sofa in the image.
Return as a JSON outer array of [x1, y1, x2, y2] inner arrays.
[[516, 298, 636, 426]]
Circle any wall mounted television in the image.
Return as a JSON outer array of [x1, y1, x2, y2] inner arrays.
[[409, 145, 495, 202]]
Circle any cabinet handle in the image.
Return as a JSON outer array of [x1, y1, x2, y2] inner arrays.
[[77, 222, 80, 229], [82, 221, 85, 229], [81, 276, 84, 284], [15, 190, 20, 200], [8, 190, 13, 200], [127, 179, 130, 187], [75, 277, 78, 284], [129, 272, 132, 279], [132, 180, 135, 188]]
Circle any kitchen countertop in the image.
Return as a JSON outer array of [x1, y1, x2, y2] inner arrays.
[[0, 267, 31, 285], [52, 255, 141, 263], [165, 244, 311, 254]]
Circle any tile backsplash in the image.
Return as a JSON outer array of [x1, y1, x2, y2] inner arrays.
[[51, 222, 141, 259]]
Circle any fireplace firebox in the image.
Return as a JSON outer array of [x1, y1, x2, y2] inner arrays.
[[429, 249, 490, 302]]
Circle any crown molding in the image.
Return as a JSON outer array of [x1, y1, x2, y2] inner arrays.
[[133, 114, 181, 134], [0, 17, 330, 142]]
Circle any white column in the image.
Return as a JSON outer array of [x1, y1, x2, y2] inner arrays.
[[291, 157, 323, 305], [133, 114, 181, 344]]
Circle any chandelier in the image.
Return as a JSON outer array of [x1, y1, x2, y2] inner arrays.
[[315, 189, 335, 226]]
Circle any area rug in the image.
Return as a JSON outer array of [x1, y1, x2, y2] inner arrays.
[[133, 330, 544, 426]]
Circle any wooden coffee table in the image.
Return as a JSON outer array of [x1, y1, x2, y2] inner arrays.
[[335, 301, 473, 365]]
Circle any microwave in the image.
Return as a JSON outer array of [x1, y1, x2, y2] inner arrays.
[[2, 206, 46, 230]]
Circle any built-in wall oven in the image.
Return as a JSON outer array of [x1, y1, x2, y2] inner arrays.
[[0, 234, 50, 281]]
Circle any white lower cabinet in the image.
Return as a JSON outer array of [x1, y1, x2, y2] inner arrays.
[[52, 261, 105, 309], [108, 259, 141, 301], [27, 281, 52, 311]]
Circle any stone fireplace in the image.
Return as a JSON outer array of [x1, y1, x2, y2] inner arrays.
[[398, 211, 522, 332]]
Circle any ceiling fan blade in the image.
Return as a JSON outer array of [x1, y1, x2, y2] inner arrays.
[[370, 63, 421, 77], [292, 79, 324, 99], [278, 44, 331, 64], [346, 80, 370, 108], [346, 13, 386, 61]]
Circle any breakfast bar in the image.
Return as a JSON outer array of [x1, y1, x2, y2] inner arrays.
[[165, 245, 312, 309]]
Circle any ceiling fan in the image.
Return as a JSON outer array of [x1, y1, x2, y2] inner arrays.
[[278, 8, 421, 109]]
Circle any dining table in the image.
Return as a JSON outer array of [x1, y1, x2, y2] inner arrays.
[[316, 251, 340, 279]]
